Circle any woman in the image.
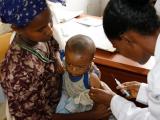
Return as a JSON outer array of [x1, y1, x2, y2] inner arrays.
[[0, 0, 109, 119], [89, 0, 160, 120]]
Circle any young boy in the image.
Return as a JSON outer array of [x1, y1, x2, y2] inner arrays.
[[56, 35, 101, 113]]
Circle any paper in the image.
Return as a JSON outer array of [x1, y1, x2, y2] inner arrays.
[[75, 17, 102, 27], [47, 1, 83, 23], [53, 19, 115, 52]]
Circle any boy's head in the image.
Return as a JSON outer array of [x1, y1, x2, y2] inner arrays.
[[65, 35, 96, 76], [0, 0, 54, 42]]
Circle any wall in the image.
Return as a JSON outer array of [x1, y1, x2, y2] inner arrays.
[[87, 0, 101, 16], [65, 0, 89, 13], [65, 0, 109, 16], [100, 0, 109, 16], [65, 0, 101, 16]]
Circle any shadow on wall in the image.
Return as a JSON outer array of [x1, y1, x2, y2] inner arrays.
[[100, 0, 109, 16]]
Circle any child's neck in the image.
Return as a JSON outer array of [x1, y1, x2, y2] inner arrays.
[[69, 73, 83, 82]]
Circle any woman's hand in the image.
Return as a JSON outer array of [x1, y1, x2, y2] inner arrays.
[[116, 81, 141, 99], [89, 83, 116, 108], [92, 104, 111, 120]]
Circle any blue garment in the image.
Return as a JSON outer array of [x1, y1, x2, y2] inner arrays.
[[0, 0, 47, 27]]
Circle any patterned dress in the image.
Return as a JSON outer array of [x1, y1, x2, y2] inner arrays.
[[0, 34, 62, 120]]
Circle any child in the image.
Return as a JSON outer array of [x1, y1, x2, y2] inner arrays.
[[56, 34, 101, 113]]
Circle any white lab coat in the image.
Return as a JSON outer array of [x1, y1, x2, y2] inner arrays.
[[155, 0, 160, 17], [110, 33, 160, 120]]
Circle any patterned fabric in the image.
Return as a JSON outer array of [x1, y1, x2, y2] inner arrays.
[[0, 0, 47, 27], [0, 34, 62, 120]]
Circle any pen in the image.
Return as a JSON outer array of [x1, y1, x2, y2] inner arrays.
[[114, 78, 130, 97]]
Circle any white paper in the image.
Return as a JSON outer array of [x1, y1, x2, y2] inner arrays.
[[47, 1, 83, 23], [75, 17, 102, 27], [53, 19, 115, 52]]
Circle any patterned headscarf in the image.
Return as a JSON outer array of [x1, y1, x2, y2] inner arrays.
[[0, 0, 47, 27]]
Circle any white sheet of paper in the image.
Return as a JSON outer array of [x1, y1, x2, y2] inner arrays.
[[53, 19, 115, 52], [75, 17, 102, 27], [47, 1, 83, 23]]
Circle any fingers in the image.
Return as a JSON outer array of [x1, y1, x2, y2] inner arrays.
[[116, 81, 139, 90], [116, 81, 141, 99], [89, 87, 102, 94], [100, 81, 112, 90], [89, 87, 103, 100], [92, 104, 110, 119]]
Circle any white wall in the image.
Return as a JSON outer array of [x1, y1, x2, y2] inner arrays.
[[87, 0, 101, 16], [65, 0, 109, 16], [65, 0, 89, 13], [65, 0, 101, 16], [100, 0, 109, 16]]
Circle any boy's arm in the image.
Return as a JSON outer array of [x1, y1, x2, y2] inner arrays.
[[90, 63, 101, 88], [90, 62, 101, 79], [90, 72, 101, 88]]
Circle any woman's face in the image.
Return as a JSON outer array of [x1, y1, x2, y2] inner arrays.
[[13, 8, 53, 42], [112, 33, 151, 64]]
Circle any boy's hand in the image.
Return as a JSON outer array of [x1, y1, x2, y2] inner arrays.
[[116, 81, 141, 99], [55, 59, 65, 74], [89, 86, 116, 108]]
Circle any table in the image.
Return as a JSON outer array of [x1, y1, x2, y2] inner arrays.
[[94, 49, 155, 95]]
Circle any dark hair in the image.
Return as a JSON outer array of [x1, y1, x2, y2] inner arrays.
[[65, 34, 96, 60], [103, 0, 160, 40]]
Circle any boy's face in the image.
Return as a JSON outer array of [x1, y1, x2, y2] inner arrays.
[[65, 50, 91, 76], [13, 8, 53, 42]]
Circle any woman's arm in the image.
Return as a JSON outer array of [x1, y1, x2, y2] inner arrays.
[[53, 104, 110, 120]]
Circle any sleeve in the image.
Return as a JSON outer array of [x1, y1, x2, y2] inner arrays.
[[111, 95, 151, 120], [155, 0, 160, 17], [136, 83, 148, 105], [110, 61, 160, 120], [0, 46, 52, 119]]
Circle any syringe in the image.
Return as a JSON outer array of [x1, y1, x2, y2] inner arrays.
[[114, 78, 130, 97]]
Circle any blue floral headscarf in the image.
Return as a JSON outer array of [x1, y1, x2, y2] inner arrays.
[[0, 0, 48, 27]]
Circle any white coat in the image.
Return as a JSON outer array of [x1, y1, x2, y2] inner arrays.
[[110, 33, 160, 120]]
